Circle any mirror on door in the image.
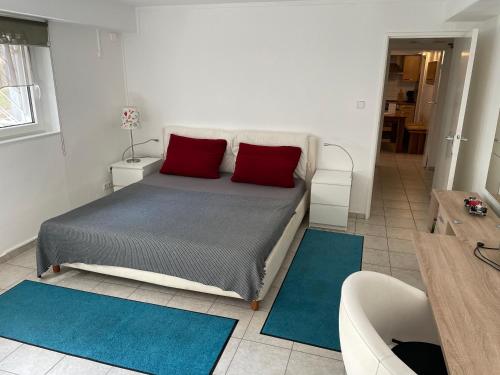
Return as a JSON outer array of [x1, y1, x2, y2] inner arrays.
[[485, 111, 500, 202]]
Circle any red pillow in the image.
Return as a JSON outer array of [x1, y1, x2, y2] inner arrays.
[[160, 134, 227, 179], [231, 143, 302, 188]]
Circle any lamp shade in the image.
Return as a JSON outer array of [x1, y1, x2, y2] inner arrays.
[[121, 106, 140, 130]]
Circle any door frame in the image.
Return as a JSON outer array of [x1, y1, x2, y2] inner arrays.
[[365, 30, 474, 219]]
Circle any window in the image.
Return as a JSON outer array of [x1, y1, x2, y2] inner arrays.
[[0, 16, 59, 143], [0, 45, 36, 128]]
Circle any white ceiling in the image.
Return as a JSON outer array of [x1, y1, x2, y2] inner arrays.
[[108, 0, 444, 7], [448, 0, 500, 21], [108, 0, 300, 6]]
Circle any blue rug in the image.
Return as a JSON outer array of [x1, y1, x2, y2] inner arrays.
[[261, 229, 363, 351], [0, 281, 237, 374]]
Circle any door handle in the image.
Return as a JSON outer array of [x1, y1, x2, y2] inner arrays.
[[444, 135, 468, 142]]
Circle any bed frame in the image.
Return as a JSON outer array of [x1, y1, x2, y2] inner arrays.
[[55, 126, 318, 310]]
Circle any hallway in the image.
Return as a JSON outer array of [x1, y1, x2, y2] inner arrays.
[[355, 152, 434, 290]]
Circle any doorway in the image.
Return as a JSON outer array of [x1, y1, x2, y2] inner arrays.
[[377, 33, 477, 183], [378, 39, 452, 164], [368, 31, 479, 218]]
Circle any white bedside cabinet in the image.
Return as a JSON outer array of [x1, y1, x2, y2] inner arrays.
[[110, 157, 162, 192], [310, 169, 352, 230]]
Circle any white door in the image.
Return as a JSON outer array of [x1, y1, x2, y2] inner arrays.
[[421, 51, 445, 168], [485, 119, 500, 198], [433, 29, 479, 190]]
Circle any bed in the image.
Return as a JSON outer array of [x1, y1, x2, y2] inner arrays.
[[37, 127, 317, 309]]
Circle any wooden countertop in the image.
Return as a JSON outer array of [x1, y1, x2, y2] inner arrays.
[[432, 190, 500, 246], [383, 112, 407, 119], [413, 233, 500, 375]]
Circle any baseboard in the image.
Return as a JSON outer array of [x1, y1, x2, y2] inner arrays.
[[349, 212, 365, 219], [0, 237, 37, 264]]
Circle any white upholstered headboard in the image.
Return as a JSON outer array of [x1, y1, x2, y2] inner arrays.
[[162, 126, 318, 184]]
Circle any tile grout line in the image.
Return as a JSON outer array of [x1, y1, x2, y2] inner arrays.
[[137, 283, 179, 297], [282, 346, 293, 375], [0, 341, 22, 367], [0, 369, 19, 375], [240, 310, 256, 339], [206, 299, 216, 314], [0, 343, 23, 370], [228, 337, 345, 371], [290, 344, 343, 362], [42, 354, 65, 375], [4, 262, 36, 271], [125, 285, 140, 299], [223, 337, 243, 375]]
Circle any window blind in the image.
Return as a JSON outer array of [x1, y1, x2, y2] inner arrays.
[[0, 16, 48, 47]]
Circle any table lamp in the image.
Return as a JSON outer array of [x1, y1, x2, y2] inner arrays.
[[121, 106, 141, 163]]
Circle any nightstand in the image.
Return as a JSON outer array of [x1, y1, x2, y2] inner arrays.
[[110, 157, 162, 192], [309, 169, 352, 230]]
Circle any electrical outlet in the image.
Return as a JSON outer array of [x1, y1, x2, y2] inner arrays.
[[103, 182, 113, 191]]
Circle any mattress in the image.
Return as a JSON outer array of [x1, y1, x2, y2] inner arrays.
[[37, 173, 306, 301]]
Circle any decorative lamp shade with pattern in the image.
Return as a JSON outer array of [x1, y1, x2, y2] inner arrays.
[[121, 107, 140, 130], [121, 106, 141, 163]]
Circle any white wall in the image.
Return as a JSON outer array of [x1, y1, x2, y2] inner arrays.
[[0, 22, 128, 255], [0, 0, 136, 32], [455, 15, 500, 213], [123, 1, 469, 215], [50, 23, 129, 208], [445, 0, 479, 20]]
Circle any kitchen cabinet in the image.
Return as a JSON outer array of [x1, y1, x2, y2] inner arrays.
[[402, 55, 422, 82]]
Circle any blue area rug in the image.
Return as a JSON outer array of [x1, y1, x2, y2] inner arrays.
[[261, 229, 363, 351], [0, 281, 237, 374]]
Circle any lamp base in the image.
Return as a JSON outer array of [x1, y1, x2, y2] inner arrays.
[[126, 158, 141, 163]]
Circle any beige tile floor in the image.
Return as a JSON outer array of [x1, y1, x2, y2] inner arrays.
[[357, 152, 432, 292], [0, 152, 431, 375]]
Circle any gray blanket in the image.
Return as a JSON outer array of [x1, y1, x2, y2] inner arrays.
[[37, 179, 304, 301]]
